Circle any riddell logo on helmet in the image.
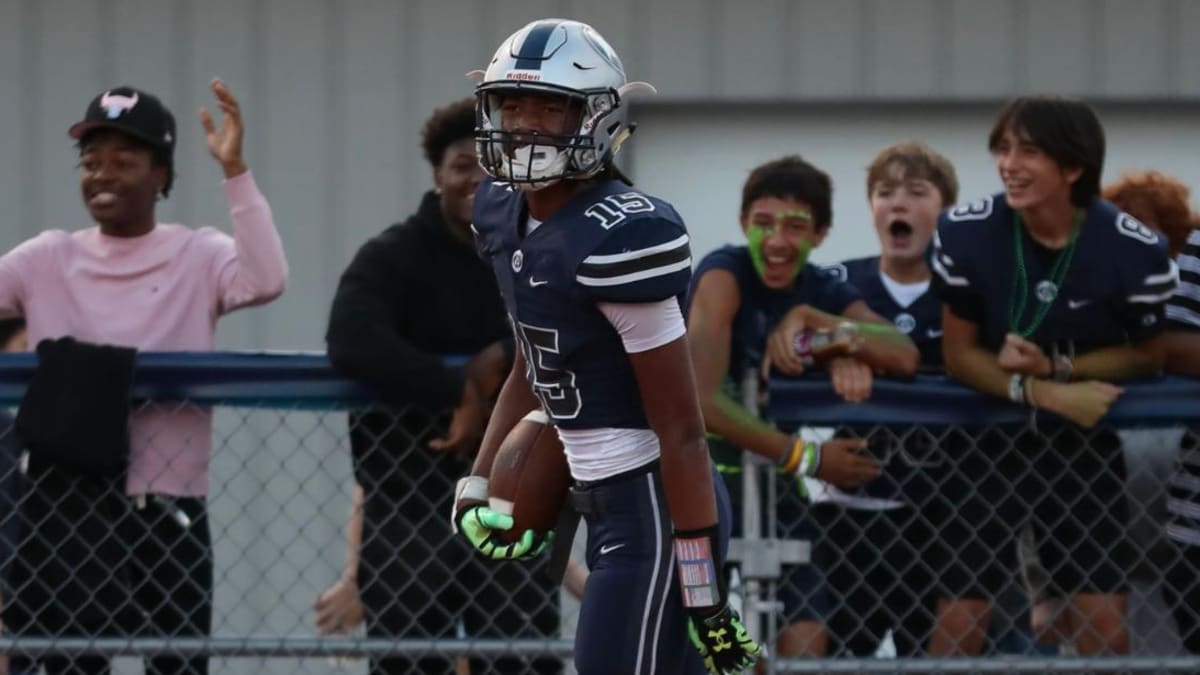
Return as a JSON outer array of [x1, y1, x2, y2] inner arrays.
[[505, 71, 542, 81]]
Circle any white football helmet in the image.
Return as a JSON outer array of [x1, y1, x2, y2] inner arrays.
[[472, 19, 654, 190]]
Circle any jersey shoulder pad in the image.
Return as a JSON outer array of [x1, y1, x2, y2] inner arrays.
[[933, 192, 1008, 286], [470, 178, 519, 248], [833, 256, 879, 284], [944, 193, 1001, 224], [568, 183, 684, 231], [1086, 201, 1178, 304], [694, 245, 750, 279], [800, 263, 863, 314], [575, 214, 692, 303], [1089, 199, 1164, 250]]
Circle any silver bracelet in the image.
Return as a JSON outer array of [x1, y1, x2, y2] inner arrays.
[[1052, 354, 1074, 382]]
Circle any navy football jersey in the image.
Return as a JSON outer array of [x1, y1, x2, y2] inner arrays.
[[932, 193, 1177, 356], [824, 256, 945, 504], [827, 255, 943, 369], [687, 245, 863, 386], [472, 178, 692, 430]]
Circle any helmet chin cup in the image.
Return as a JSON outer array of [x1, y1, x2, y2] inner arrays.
[[505, 144, 566, 191], [472, 19, 654, 186]]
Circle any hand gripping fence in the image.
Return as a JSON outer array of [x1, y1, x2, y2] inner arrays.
[[0, 352, 1195, 674]]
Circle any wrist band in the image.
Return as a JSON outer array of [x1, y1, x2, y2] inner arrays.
[[778, 436, 803, 475], [1008, 374, 1027, 405], [1024, 376, 1041, 409], [1051, 354, 1074, 382], [800, 441, 822, 477], [673, 525, 723, 610]]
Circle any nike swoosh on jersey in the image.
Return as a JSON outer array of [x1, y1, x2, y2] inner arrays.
[[926, 328, 943, 339], [529, 277, 549, 287], [599, 543, 625, 555], [1068, 298, 1092, 309]]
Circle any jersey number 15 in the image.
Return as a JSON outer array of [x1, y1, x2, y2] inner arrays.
[[515, 321, 582, 420]]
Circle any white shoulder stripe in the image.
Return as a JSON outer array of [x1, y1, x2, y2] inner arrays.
[[1128, 289, 1178, 304], [582, 233, 689, 265], [931, 253, 968, 287], [1143, 260, 1179, 286], [577, 258, 692, 287]]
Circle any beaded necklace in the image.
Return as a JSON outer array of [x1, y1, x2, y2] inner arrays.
[[1007, 209, 1083, 338]]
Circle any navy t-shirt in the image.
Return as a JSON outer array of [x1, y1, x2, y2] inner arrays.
[[688, 245, 862, 386]]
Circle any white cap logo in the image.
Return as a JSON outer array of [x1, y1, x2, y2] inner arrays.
[[99, 91, 139, 119]]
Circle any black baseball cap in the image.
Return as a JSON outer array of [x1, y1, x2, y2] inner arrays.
[[68, 86, 176, 156]]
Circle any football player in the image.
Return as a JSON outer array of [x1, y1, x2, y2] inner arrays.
[[450, 19, 763, 675], [806, 141, 958, 657], [929, 96, 1177, 656], [685, 155, 918, 659]]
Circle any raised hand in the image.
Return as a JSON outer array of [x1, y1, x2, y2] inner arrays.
[[199, 78, 248, 178], [314, 575, 364, 636]]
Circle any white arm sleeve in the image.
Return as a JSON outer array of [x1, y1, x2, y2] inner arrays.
[[597, 298, 687, 354]]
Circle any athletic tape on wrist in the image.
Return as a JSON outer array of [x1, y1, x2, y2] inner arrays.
[[673, 527, 722, 610], [452, 475, 489, 534]]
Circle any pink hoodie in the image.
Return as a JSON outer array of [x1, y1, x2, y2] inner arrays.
[[0, 171, 288, 496]]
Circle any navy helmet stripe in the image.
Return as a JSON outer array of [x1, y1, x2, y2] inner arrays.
[[513, 21, 559, 70]]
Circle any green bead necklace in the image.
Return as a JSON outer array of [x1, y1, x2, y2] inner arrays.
[[1007, 209, 1083, 338]]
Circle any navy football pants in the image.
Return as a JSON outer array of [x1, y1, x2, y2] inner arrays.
[[570, 462, 732, 675]]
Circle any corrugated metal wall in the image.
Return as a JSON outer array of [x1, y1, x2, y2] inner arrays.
[[0, 0, 1194, 350]]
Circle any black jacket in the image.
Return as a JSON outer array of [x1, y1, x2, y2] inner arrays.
[[326, 191, 512, 493]]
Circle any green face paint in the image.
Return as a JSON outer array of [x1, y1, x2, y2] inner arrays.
[[745, 209, 814, 284]]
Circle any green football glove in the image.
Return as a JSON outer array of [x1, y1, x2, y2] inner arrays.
[[455, 503, 553, 560], [687, 604, 766, 675]]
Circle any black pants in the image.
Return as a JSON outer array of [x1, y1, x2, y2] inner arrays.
[[811, 505, 938, 657], [3, 465, 212, 675], [359, 489, 560, 675]]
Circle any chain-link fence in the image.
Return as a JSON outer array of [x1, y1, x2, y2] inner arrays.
[[0, 355, 1198, 674]]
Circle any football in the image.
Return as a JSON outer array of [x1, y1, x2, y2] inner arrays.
[[488, 409, 572, 544]]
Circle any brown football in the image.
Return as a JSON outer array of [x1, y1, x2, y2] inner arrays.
[[488, 409, 571, 544]]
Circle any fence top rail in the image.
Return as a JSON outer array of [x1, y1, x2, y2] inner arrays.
[[768, 372, 1200, 426], [0, 352, 1195, 424]]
